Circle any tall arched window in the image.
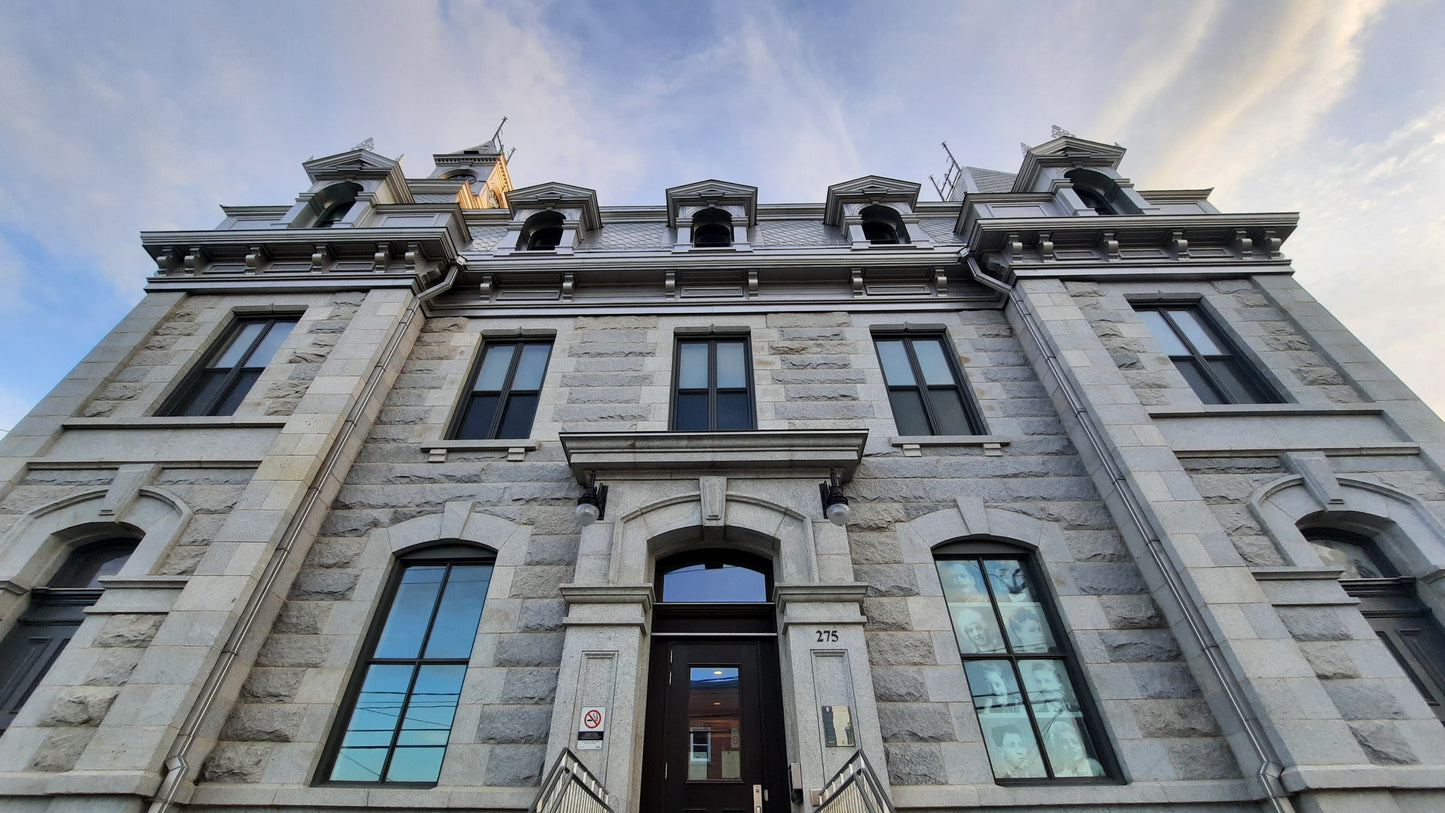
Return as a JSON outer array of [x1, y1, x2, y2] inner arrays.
[[323, 543, 494, 784], [691, 208, 733, 248], [935, 540, 1113, 781], [310, 182, 364, 228], [519, 211, 565, 251], [859, 205, 908, 245], [0, 538, 137, 732], [1303, 528, 1445, 720]]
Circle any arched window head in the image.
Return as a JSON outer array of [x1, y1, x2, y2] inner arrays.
[[324, 542, 495, 784], [1303, 528, 1395, 579], [49, 538, 138, 588], [691, 208, 733, 248], [934, 539, 1112, 781], [859, 204, 908, 245], [310, 181, 363, 228], [656, 549, 771, 602], [441, 169, 477, 182], [519, 211, 565, 251], [1064, 169, 1139, 216]]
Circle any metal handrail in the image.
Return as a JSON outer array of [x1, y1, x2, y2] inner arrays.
[[531, 748, 614, 813], [815, 750, 895, 813]]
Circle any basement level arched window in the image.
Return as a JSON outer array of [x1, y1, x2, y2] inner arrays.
[[692, 208, 733, 248], [519, 211, 565, 251], [859, 204, 908, 244]]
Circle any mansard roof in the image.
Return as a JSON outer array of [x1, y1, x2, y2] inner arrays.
[[665, 179, 758, 227], [823, 175, 921, 225], [507, 181, 602, 231], [1013, 136, 1128, 192]]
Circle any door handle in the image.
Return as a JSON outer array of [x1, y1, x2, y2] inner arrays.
[[753, 783, 763, 813]]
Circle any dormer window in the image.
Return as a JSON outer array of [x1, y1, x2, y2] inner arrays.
[[859, 205, 909, 245], [310, 181, 362, 228], [519, 211, 565, 251], [1065, 169, 1140, 216], [691, 208, 733, 248]]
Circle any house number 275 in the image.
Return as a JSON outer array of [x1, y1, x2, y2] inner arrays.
[[815, 630, 839, 643]]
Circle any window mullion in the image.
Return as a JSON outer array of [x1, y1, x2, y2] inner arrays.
[[236, 318, 276, 366], [707, 340, 719, 430], [489, 345, 524, 438], [377, 660, 424, 782], [902, 339, 938, 434], [1160, 311, 1236, 404]]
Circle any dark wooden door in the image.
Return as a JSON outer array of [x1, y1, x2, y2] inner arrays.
[[642, 638, 787, 813]]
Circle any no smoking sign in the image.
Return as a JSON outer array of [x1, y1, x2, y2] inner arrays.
[[577, 706, 606, 750]]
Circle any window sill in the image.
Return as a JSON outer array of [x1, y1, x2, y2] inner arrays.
[[64, 416, 289, 429], [1145, 404, 1381, 418], [420, 439, 541, 463], [558, 429, 867, 482], [890, 435, 1009, 457]]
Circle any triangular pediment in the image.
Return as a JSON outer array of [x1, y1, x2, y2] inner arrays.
[[508, 182, 601, 230], [666, 180, 758, 226], [303, 149, 399, 179], [1013, 136, 1127, 192], [824, 176, 921, 225]]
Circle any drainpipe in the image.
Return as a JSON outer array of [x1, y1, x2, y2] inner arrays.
[[962, 249, 1294, 813], [145, 260, 464, 813]]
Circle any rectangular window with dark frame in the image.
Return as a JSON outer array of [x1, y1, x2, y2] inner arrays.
[[937, 547, 1114, 783], [1135, 305, 1281, 405], [451, 340, 552, 439], [672, 336, 754, 431], [160, 315, 298, 416], [874, 333, 984, 436], [324, 545, 493, 784]]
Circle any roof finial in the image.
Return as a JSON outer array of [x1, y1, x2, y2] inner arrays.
[[353, 137, 375, 152], [1050, 125, 1074, 139]]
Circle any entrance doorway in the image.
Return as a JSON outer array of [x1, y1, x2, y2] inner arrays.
[[641, 552, 788, 813]]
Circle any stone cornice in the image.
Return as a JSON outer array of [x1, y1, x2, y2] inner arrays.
[[559, 429, 868, 482]]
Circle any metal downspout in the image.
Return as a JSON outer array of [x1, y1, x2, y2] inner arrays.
[[145, 261, 463, 813], [963, 250, 1294, 813]]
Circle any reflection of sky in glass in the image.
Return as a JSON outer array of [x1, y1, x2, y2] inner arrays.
[[662, 563, 766, 601]]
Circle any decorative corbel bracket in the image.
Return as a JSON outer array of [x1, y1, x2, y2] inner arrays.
[[1232, 229, 1254, 258], [1036, 232, 1054, 261], [1098, 231, 1120, 261], [1168, 230, 1190, 260], [372, 242, 393, 272], [934, 268, 949, 296], [310, 243, 333, 273], [243, 245, 269, 274], [183, 245, 208, 275], [850, 268, 865, 297]]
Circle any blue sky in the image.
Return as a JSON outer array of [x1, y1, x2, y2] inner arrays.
[[1, 0, 1442, 437]]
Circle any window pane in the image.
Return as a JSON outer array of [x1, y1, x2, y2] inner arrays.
[[1041, 718, 1105, 777], [512, 343, 551, 390], [332, 744, 388, 782], [715, 341, 747, 388], [455, 394, 500, 440], [497, 393, 539, 439], [1138, 310, 1189, 356], [887, 390, 931, 435], [675, 392, 709, 430], [876, 340, 915, 386], [912, 339, 955, 386], [474, 345, 515, 392], [678, 342, 708, 389], [214, 321, 266, 368], [374, 566, 446, 659], [966, 660, 1024, 714], [395, 664, 465, 746], [938, 560, 989, 603], [1206, 358, 1267, 403], [212, 370, 260, 416], [1003, 604, 1058, 653], [689, 666, 741, 780], [715, 391, 752, 430], [926, 388, 973, 435], [176, 371, 229, 416], [1173, 359, 1223, 404], [980, 715, 1047, 779], [951, 604, 1006, 654], [662, 563, 767, 602], [384, 747, 446, 783], [424, 566, 492, 659], [1167, 309, 1223, 355], [245, 320, 296, 366], [1020, 660, 1081, 720], [982, 559, 1037, 603]]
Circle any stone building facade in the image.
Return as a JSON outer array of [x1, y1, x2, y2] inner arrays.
[[1, 134, 1443, 813]]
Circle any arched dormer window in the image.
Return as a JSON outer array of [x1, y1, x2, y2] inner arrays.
[[934, 539, 1113, 781], [311, 181, 363, 228], [0, 537, 138, 732], [859, 204, 908, 245], [691, 208, 733, 248], [1064, 169, 1139, 216], [1301, 527, 1445, 720], [519, 211, 565, 251], [323, 541, 495, 783]]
